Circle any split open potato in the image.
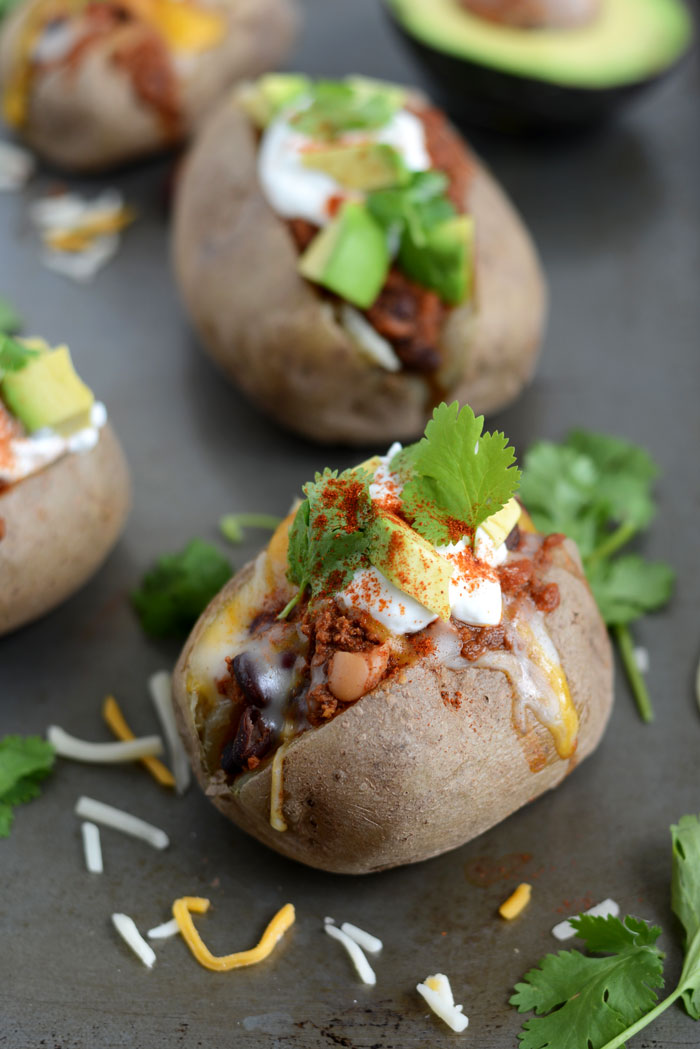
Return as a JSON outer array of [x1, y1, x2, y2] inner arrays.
[[0, 0, 298, 171], [173, 75, 546, 445]]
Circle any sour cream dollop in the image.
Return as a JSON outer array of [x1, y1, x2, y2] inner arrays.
[[0, 401, 107, 485], [258, 109, 431, 227]]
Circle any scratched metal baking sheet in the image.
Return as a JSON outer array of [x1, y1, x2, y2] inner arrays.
[[1, 2, 699, 1046]]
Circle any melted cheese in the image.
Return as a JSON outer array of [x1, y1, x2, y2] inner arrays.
[[172, 896, 295, 971], [269, 742, 289, 832]]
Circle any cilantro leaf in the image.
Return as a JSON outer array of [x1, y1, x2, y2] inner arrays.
[[0, 296, 22, 334], [588, 555, 676, 625], [511, 914, 665, 1049], [567, 429, 657, 530], [399, 402, 520, 544], [220, 513, 282, 544], [291, 80, 399, 139], [671, 814, 700, 1019], [131, 539, 232, 638], [0, 334, 39, 376], [519, 442, 601, 557], [0, 735, 55, 838]]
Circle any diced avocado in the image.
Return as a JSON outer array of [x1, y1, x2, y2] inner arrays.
[[480, 496, 522, 546], [1, 344, 94, 433], [345, 75, 408, 111], [301, 142, 409, 191], [238, 73, 312, 128], [399, 214, 474, 305], [352, 455, 382, 479], [369, 510, 452, 620], [298, 202, 389, 309]]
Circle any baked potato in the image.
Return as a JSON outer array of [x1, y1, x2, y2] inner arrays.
[[173, 74, 546, 446], [0, 338, 130, 636], [0, 0, 298, 171], [173, 405, 612, 874]]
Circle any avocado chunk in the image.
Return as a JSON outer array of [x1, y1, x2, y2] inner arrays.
[[480, 496, 521, 546], [385, 0, 693, 129], [239, 74, 312, 128], [1, 344, 94, 433], [301, 143, 409, 191], [369, 510, 452, 620], [399, 214, 474, 305], [298, 202, 389, 309]]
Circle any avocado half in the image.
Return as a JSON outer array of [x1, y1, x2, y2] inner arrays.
[[384, 0, 693, 131]]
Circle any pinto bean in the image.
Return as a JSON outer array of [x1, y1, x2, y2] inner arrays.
[[327, 646, 390, 703]]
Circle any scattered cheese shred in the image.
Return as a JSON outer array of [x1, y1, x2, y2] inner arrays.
[[112, 913, 156, 969], [75, 796, 169, 850], [499, 882, 532, 920], [48, 724, 163, 763], [269, 743, 289, 831], [325, 922, 376, 986], [81, 821, 103, 874], [149, 671, 191, 795], [147, 918, 181, 940], [552, 898, 620, 941], [102, 695, 175, 788], [44, 207, 135, 253], [172, 897, 295, 971], [417, 972, 469, 1033], [336, 920, 383, 954]]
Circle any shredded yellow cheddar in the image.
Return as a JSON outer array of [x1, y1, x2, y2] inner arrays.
[[172, 897, 295, 971], [269, 743, 289, 832], [44, 207, 136, 254], [499, 882, 532, 920], [102, 695, 175, 789]]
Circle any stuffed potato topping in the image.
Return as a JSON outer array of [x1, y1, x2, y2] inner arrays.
[[0, 0, 298, 171], [173, 403, 612, 874], [0, 335, 130, 635], [173, 74, 546, 445]]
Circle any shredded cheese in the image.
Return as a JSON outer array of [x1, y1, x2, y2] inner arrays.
[[269, 743, 289, 831], [102, 695, 175, 788], [81, 821, 103, 874], [339, 921, 383, 954], [112, 913, 156, 969], [552, 898, 620, 941], [417, 972, 469, 1033], [499, 882, 532, 920], [172, 897, 295, 971], [48, 724, 163, 763], [325, 923, 376, 986], [147, 918, 180, 940], [43, 207, 135, 253], [75, 796, 169, 850], [149, 671, 191, 795]]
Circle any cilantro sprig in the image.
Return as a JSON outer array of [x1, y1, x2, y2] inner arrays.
[[220, 513, 282, 545], [0, 735, 55, 837], [394, 402, 520, 544], [131, 539, 233, 638], [291, 80, 400, 140], [520, 430, 674, 722], [0, 333, 39, 377], [511, 814, 700, 1048], [0, 296, 22, 335]]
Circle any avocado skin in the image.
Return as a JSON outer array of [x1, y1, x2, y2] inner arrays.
[[384, 10, 689, 132]]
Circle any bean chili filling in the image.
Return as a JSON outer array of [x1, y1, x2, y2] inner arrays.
[[284, 105, 477, 375], [214, 522, 564, 780]]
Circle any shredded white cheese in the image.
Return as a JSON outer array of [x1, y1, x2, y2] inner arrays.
[[29, 189, 131, 282], [340, 304, 402, 372], [81, 821, 103, 874], [112, 913, 156, 969], [75, 796, 169, 850], [149, 671, 191, 795], [634, 646, 650, 673], [416, 973, 469, 1033], [325, 922, 376, 986], [48, 725, 163, 763], [0, 140, 35, 191], [147, 918, 181, 940], [552, 898, 620, 941], [340, 922, 383, 954]]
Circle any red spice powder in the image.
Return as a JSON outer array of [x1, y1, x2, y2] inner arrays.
[[0, 403, 19, 473], [320, 475, 366, 533]]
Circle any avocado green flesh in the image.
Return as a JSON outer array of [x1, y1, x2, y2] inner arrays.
[[386, 0, 692, 88], [1, 347, 94, 432]]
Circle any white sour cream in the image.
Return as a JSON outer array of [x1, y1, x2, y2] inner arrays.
[[338, 566, 437, 635], [438, 540, 502, 626], [0, 401, 107, 485], [258, 108, 431, 227]]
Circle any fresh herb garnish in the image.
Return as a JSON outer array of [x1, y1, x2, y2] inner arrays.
[[0, 296, 22, 334], [511, 814, 700, 1048], [520, 430, 674, 722], [220, 513, 282, 544], [0, 735, 55, 838], [281, 468, 375, 618], [131, 539, 233, 638], [0, 333, 39, 376], [291, 80, 400, 139], [395, 402, 520, 545]]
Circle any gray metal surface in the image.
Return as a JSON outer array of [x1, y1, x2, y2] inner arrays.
[[1, 2, 699, 1046]]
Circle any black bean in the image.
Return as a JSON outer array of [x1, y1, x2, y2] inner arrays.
[[505, 524, 521, 550], [232, 652, 267, 708], [221, 708, 272, 774]]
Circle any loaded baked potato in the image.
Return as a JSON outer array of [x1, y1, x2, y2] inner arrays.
[[0, 336, 130, 635], [0, 0, 298, 171], [173, 74, 546, 445], [173, 403, 612, 874]]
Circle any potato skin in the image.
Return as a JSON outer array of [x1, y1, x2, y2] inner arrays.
[[0, 0, 298, 171], [173, 538, 613, 874], [0, 422, 130, 636], [172, 93, 546, 445]]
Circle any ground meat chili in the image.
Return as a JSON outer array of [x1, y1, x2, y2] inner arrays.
[[282, 102, 476, 374]]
